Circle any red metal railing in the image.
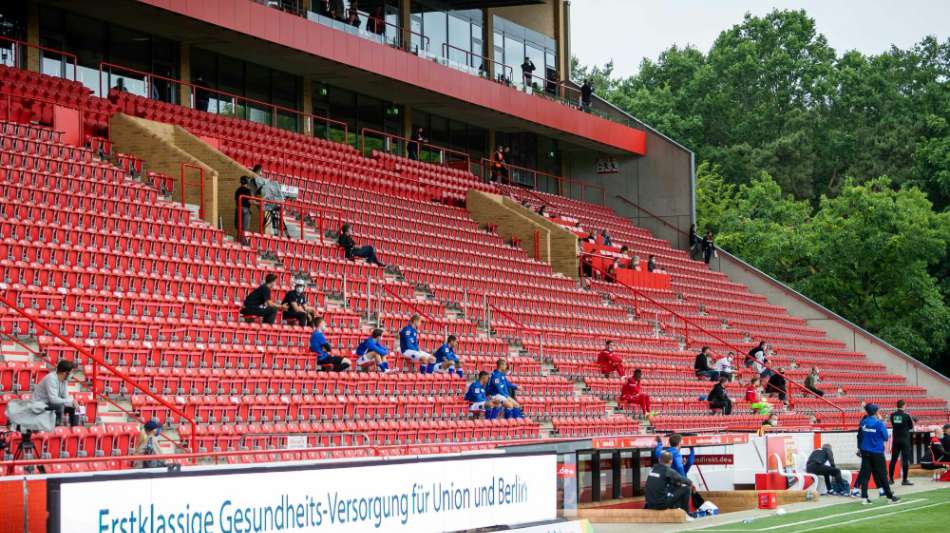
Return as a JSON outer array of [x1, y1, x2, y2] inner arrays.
[[237, 194, 345, 244], [519, 71, 582, 105], [179, 162, 205, 218], [479, 157, 606, 205], [0, 35, 78, 81], [440, 43, 513, 82], [578, 251, 847, 425], [360, 127, 470, 168], [378, 283, 444, 327], [98, 62, 348, 140], [0, 293, 198, 454], [0, 90, 86, 137]]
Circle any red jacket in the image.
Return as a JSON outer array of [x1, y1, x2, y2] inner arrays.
[[621, 377, 642, 399]]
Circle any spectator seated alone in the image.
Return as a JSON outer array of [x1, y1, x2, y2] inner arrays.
[[337, 223, 385, 267], [707, 376, 733, 415], [33, 359, 79, 427], [597, 340, 625, 377]]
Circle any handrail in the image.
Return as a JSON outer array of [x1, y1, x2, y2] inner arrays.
[[99, 62, 348, 140], [520, 71, 582, 104], [382, 21, 430, 52], [360, 127, 470, 168], [440, 43, 513, 81], [0, 293, 199, 454], [480, 157, 606, 205], [578, 251, 847, 425], [0, 89, 86, 135], [179, 162, 205, 218], [238, 194, 344, 244], [0, 35, 78, 81], [378, 283, 441, 325]]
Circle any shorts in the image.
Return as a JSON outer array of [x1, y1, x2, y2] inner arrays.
[[491, 394, 510, 403], [319, 356, 349, 372], [401, 349, 431, 361], [356, 353, 382, 366], [469, 401, 485, 412]]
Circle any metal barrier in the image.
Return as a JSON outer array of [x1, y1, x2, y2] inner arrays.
[[237, 194, 345, 244], [478, 157, 606, 205], [99, 62, 348, 141], [360, 127, 470, 168], [0, 293, 199, 456], [0, 35, 78, 81], [440, 43, 513, 82]]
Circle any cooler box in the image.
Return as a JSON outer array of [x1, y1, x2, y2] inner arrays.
[[755, 472, 789, 490], [758, 493, 777, 509]]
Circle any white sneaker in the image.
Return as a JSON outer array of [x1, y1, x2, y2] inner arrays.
[[861, 498, 873, 505]]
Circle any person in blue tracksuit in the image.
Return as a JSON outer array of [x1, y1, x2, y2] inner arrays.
[[308, 317, 351, 371], [354, 328, 390, 373], [856, 403, 899, 503], [486, 358, 523, 418], [433, 334, 464, 377], [465, 371, 501, 419], [399, 314, 437, 373], [654, 434, 706, 509]]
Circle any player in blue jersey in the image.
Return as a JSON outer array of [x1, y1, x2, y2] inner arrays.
[[308, 317, 351, 371], [354, 328, 390, 372], [486, 358, 523, 419], [399, 314, 437, 373], [465, 371, 501, 419], [433, 334, 464, 378]]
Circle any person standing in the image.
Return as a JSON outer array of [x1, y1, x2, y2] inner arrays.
[[234, 176, 253, 235], [856, 403, 900, 504], [580, 79, 593, 112], [888, 400, 915, 486], [407, 127, 426, 161], [520, 57, 536, 90], [701, 230, 716, 265]]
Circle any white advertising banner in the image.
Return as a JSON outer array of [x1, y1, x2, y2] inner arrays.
[[501, 519, 591, 533], [56, 454, 557, 533]]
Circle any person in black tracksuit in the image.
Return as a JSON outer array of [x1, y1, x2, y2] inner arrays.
[[707, 376, 732, 415], [888, 400, 915, 486], [645, 451, 692, 514], [806, 444, 847, 494]]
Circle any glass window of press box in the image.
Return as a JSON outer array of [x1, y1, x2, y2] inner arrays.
[[492, 15, 557, 87], [307, 1, 403, 49], [311, 83, 403, 147], [189, 47, 302, 131], [36, 5, 179, 100], [410, 2, 483, 70]]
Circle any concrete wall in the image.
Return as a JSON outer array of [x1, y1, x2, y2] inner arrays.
[[491, 0, 557, 38], [711, 250, 950, 401], [466, 190, 578, 279], [109, 113, 251, 232], [565, 129, 694, 251]]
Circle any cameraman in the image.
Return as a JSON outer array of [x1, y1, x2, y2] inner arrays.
[[33, 360, 79, 426], [645, 450, 692, 514]]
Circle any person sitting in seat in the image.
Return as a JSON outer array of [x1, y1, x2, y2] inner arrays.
[[745, 376, 772, 415], [309, 317, 352, 372], [354, 328, 390, 373], [921, 427, 950, 470], [281, 281, 318, 327], [647, 254, 658, 272], [241, 273, 284, 324], [600, 229, 612, 247], [619, 369, 652, 417], [433, 334, 464, 378], [337, 223, 385, 266], [805, 367, 825, 397], [694, 346, 719, 381], [597, 340, 625, 377], [399, 314, 437, 373], [465, 371, 501, 419], [806, 443, 848, 495], [713, 352, 736, 381], [135, 419, 168, 468], [766, 368, 789, 403], [645, 451, 693, 515], [487, 358, 523, 419], [33, 359, 79, 427], [708, 375, 732, 415]]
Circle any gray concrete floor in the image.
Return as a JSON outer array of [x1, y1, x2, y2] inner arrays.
[[591, 478, 947, 533]]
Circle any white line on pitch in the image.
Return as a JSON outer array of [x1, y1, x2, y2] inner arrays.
[[794, 501, 950, 532], [706, 498, 925, 531]]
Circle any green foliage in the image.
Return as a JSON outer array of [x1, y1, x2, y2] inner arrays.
[[577, 9, 950, 373]]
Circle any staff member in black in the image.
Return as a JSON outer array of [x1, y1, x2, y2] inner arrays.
[[888, 399, 915, 486], [645, 451, 692, 515]]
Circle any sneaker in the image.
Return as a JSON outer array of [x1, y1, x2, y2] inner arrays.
[[685, 515, 695, 522], [902, 480, 914, 486], [889, 496, 901, 503], [862, 499, 873, 505]]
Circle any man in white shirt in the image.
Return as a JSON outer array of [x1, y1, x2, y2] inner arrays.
[[33, 360, 78, 426], [713, 353, 736, 381]]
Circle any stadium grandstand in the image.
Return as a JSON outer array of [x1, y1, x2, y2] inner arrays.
[[0, 1, 947, 532]]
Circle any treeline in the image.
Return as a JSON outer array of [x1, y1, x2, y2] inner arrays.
[[574, 10, 950, 373]]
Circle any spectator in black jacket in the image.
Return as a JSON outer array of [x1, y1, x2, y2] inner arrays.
[[694, 346, 719, 381], [806, 444, 847, 495], [644, 451, 692, 513], [708, 376, 732, 415], [235, 176, 252, 233], [241, 274, 285, 324], [281, 281, 317, 327], [766, 368, 788, 402], [337, 223, 385, 266], [689, 224, 701, 260], [580, 79, 593, 112], [701, 230, 716, 264]]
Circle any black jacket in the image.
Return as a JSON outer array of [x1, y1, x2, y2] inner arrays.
[[694, 353, 712, 372], [767, 373, 787, 393], [645, 463, 691, 508], [338, 233, 356, 258], [922, 437, 948, 464], [889, 409, 914, 441], [243, 284, 271, 310], [806, 448, 836, 471], [708, 383, 729, 404]]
